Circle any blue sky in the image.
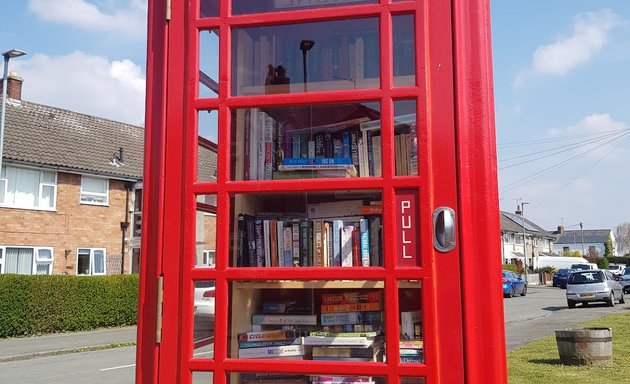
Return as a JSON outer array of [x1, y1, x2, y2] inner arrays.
[[1, 1, 629, 233]]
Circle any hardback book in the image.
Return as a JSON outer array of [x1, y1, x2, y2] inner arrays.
[[320, 302, 383, 313], [238, 329, 301, 342], [252, 314, 318, 326], [303, 335, 380, 347], [359, 218, 370, 267], [340, 225, 355, 267], [321, 290, 383, 305], [238, 337, 304, 349], [309, 330, 381, 338], [238, 344, 308, 359], [320, 311, 383, 326]]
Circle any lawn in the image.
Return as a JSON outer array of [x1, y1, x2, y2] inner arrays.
[[508, 311, 630, 383]]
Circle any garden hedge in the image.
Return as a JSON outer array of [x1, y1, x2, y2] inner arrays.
[[0, 274, 138, 338]]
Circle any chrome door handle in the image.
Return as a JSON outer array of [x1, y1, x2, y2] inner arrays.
[[433, 207, 456, 252]]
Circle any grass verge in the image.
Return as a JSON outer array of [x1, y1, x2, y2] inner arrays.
[[508, 311, 630, 383]]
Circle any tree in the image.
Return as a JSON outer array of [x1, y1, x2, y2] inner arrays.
[[614, 222, 630, 255], [604, 235, 614, 258]]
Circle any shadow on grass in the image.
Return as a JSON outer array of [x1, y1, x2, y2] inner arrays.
[[529, 358, 563, 365]]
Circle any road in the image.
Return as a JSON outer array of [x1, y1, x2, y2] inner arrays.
[[503, 285, 629, 351], [1, 285, 626, 383]]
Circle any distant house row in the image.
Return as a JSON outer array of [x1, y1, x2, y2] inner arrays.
[[500, 210, 616, 270]]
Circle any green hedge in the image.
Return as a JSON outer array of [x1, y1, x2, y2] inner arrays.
[[502, 264, 519, 273], [0, 274, 138, 338]]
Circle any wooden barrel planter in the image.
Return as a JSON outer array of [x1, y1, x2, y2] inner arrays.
[[555, 328, 612, 365]]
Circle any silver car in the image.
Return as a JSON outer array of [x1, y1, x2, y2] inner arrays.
[[566, 269, 625, 308], [618, 267, 630, 294]]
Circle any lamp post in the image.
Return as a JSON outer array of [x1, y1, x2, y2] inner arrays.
[[299, 40, 314, 92], [517, 202, 530, 273], [1, 49, 27, 173], [580, 221, 585, 257]]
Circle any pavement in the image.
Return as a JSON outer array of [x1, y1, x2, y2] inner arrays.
[[0, 326, 137, 362]]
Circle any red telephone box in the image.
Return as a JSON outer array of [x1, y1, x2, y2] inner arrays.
[[136, 1, 506, 383]]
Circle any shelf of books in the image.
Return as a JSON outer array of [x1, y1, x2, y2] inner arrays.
[[230, 102, 418, 181], [228, 279, 424, 383]]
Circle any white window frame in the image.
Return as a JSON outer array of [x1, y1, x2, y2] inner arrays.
[[80, 176, 109, 205], [0, 246, 54, 275], [0, 165, 57, 211], [77, 248, 107, 276]]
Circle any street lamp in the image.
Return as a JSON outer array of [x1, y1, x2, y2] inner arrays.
[[516, 202, 530, 273], [299, 40, 315, 92], [1, 49, 27, 173]]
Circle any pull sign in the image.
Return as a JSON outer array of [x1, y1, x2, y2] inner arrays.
[[433, 207, 456, 252], [396, 189, 419, 267]]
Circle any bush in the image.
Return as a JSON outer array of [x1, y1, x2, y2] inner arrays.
[[502, 264, 521, 273], [535, 266, 556, 274], [0, 274, 138, 338]]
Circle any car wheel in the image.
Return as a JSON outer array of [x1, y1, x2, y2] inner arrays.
[[607, 293, 615, 307], [508, 287, 515, 298], [567, 300, 575, 309], [620, 291, 625, 304], [520, 285, 527, 296]]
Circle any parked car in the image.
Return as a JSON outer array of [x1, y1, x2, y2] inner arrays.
[[570, 263, 598, 271], [566, 270, 624, 308], [193, 280, 215, 345], [608, 264, 626, 277], [552, 268, 575, 288], [618, 267, 630, 294], [502, 270, 527, 298]]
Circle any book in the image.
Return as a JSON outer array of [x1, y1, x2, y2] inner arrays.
[[303, 335, 381, 347], [332, 219, 343, 267], [252, 314, 318, 325], [307, 199, 366, 219], [238, 344, 308, 359], [340, 225, 355, 267], [359, 218, 370, 267], [282, 157, 352, 166], [239, 338, 304, 349], [309, 330, 381, 338], [320, 311, 383, 326], [320, 302, 383, 313], [238, 329, 301, 342], [255, 219, 265, 267], [367, 216, 381, 267], [272, 168, 356, 179], [398, 339, 424, 349], [262, 301, 313, 314], [321, 290, 383, 305]]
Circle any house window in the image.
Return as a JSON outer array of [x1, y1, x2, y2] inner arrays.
[[200, 250, 216, 267], [563, 246, 570, 252], [80, 176, 109, 205], [0, 165, 57, 210], [77, 248, 106, 275], [0, 247, 53, 275]]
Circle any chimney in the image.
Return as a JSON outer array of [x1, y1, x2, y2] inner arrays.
[[1, 71, 23, 101], [557, 225, 564, 234]]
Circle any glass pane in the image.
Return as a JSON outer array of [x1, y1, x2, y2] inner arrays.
[[36, 263, 51, 275], [77, 250, 90, 275], [42, 171, 56, 184], [393, 14, 416, 87], [230, 101, 382, 181], [232, 18, 379, 96], [198, 110, 218, 182], [393, 100, 417, 176], [398, 280, 423, 364], [230, 191, 382, 267], [199, 30, 220, 98], [93, 250, 105, 274], [193, 280, 216, 357], [199, 0, 219, 17], [228, 280, 385, 361], [0, 179, 5, 204], [41, 185, 55, 208], [37, 249, 52, 260], [232, 0, 377, 15], [196, 194, 217, 268], [82, 177, 107, 194]]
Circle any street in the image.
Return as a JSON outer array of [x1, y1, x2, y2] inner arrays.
[[1, 285, 627, 383]]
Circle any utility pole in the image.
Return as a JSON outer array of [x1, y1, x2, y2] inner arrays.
[[580, 222, 585, 257], [516, 201, 529, 273]]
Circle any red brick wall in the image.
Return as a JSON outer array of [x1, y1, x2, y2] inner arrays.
[[0, 172, 132, 275]]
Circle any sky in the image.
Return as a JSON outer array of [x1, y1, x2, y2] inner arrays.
[[1, 1, 629, 233]]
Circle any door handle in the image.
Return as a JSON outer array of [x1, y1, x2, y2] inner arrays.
[[433, 207, 456, 252]]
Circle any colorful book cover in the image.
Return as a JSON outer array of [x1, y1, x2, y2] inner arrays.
[[321, 290, 382, 305], [238, 344, 307, 359], [320, 311, 383, 326], [320, 302, 384, 313], [238, 337, 303, 349], [359, 218, 370, 267], [252, 314, 318, 325], [238, 329, 300, 342]]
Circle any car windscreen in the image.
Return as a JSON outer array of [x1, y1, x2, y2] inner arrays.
[[568, 271, 604, 284], [557, 269, 572, 274]]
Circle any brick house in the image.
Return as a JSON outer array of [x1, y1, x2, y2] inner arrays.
[[500, 210, 556, 270], [0, 72, 144, 275]]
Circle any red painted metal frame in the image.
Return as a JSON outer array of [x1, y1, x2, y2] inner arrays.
[[137, 0, 505, 383]]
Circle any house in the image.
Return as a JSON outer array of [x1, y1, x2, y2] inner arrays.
[[500, 210, 556, 271], [551, 225, 616, 258], [0, 72, 144, 275]]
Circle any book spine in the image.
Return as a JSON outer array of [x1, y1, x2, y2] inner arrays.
[[237, 214, 247, 267], [321, 290, 383, 305], [238, 329, 299, 342], [350, 131, 360, 176], [282, 225, 293, 267], [238, 338, 303, 349], [252, 314, 318, 325], [332, 219, 343, 267], [303, 336, 372, 346], [320, 302, 384, 313], [352, 226, 361, 267], [359, 218, 370, 267], [263, 219, 272, 267], [282, 157, 352, 165], [243, 109, 251, 181], [277, 220, 285, 267], [257, 111, 266, 180], [291, 220, 300, 267], [255, 219, 265, 267], [309, 331, 380, 337], [367, 216, 381, 267], [246, 217, 257, 267], [264, 114, 274, 180], [320, 311, 383, 326], [238, 344, 306, 359], [313, 219, 324, 267], [340, 225, 354, 267], [299, 219, 310, 267]]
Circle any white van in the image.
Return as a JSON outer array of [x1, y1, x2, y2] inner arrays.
[[571, 263, 598, 271]]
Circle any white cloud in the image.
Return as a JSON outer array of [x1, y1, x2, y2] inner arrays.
[[11, 52, 146, 125], [28, 0, 147, 39], [513, 10, 619, 89]]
